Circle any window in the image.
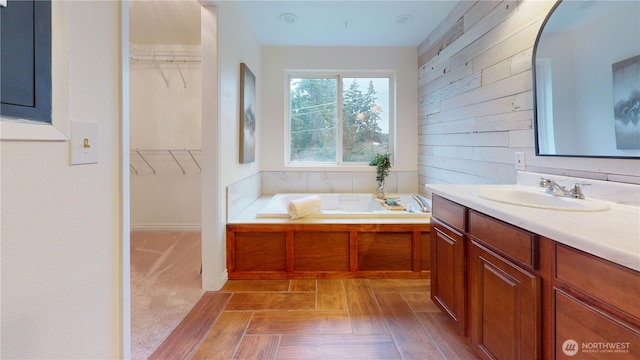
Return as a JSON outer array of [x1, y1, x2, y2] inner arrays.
[[0, 0, 52, 124], [287, 72, 392, 165]]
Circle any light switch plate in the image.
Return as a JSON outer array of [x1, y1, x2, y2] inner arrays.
[[70, 121, 99, 165], [514, 151, 525, 170]]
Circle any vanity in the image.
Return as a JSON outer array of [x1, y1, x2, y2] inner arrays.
[[426, 0, 640, 357], [427, 175, 640, 359]]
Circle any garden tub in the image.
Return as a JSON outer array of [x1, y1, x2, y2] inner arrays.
[[227, 193, 432, 280]]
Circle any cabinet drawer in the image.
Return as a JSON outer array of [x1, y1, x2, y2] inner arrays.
[[469, 210, 537, 269], [556, 244, 640, 320], [432, 195, 466, 230]]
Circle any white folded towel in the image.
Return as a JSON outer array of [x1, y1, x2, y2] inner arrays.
[[287, 195, 323, 219]]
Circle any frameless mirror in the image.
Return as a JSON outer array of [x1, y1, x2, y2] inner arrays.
[[533, 0, 640, 158]]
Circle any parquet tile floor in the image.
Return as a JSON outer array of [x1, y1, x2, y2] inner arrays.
[[150, 279, 480, 360]]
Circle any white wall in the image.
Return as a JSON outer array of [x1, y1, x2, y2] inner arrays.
[[419, 0, 640, 187], [1, 1, 123, 358], [129, 44, 202, 230], [201, 1, 262, 290], [218, 2, 261, 188], [261, 47, 419, 177]]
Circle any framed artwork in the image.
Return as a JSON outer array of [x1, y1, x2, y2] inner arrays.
[[239, 63, 256, 163], [612, 55, 640, 149]]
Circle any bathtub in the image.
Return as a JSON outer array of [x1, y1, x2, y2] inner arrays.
[[228, 192, 433, 279], [256, 193, 431, 219]]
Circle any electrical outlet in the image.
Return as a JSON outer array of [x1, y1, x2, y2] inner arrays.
[[70, 121, 99, 165], [514, 152, 525, 170]]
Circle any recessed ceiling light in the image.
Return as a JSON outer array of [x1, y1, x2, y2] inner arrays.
[[396, 14, 413, 25], [279, 13, 297, 24]]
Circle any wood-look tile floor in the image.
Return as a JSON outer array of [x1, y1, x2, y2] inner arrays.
[[150, 279, 480, 360]]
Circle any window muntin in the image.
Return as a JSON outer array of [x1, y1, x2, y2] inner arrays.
[[287, 72, 392, 166]]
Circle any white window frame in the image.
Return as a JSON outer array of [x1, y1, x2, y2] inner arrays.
[[284, 70, 395, 168]]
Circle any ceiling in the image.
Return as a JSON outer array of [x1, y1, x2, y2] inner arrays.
[[129, 0, 457, 47], [236, 1, 457, 47]]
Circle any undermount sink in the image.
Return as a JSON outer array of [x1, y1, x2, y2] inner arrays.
[[471, 187, 611, 212]]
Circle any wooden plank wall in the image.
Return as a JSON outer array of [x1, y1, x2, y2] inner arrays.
[[418, 0, 640, 188]]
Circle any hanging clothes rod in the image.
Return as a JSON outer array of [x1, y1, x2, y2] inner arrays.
[[130, 46, 198, 87], [130, 149, 201, 175], [129, 46, 201, 63]]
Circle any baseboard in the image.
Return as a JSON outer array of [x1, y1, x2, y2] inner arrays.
[[216, 269, 229, 291], [130, 224, 202, 232]]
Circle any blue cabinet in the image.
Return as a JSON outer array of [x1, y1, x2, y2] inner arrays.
[[0, 0, 51, 123]]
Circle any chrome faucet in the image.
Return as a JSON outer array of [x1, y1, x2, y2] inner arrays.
[[539, 178, 589, 199]]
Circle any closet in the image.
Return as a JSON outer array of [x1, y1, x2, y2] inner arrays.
[[128, 2, 204, 358], [129, 44, 202, 230]]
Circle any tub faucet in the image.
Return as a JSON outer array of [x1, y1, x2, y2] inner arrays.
[[539, 178, 589, 199], [412, 195, 430, 213]]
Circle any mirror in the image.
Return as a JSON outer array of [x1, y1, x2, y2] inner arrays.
[[533, 1, 640, 158]]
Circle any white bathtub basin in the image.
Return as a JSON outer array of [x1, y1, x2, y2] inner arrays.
[[257, 193, 431, 219], [470, 187, 610, 212]]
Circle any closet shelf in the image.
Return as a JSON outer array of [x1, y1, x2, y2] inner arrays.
[[130, 149, 201, 175], [129, 46, 200, 88], [129, 46, 201, 63]]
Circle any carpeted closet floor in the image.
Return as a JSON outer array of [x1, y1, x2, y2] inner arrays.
[[130, 231, 203, 360]]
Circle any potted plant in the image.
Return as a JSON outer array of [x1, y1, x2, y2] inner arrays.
[[369, 153, 391, 197]]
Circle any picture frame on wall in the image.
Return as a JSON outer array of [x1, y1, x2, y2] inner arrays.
[[612, 55, 640, 150], [239, 63, 256, 163]]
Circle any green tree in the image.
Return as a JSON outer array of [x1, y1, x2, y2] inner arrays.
[[290, 78, 337, 161], [342, 79, 384, 161], [342, 79, 364, 160], [289, 77, 386, 163]]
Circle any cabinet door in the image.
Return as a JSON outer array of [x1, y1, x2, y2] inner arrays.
[[470, 240, 541, 360], [555, 290, 640, 359], [431, 219, 466, 335]]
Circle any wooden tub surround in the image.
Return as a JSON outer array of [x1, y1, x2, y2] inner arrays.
[[226, 223, 431, 279]]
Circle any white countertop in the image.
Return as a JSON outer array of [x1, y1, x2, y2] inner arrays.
[[427, 183, 640, 272]]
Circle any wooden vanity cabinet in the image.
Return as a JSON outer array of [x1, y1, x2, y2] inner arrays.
[[430, 195, 467, 335], [430, 193, 640, 359], [553, 243, 640, 359], [468, 211, 541, 360]]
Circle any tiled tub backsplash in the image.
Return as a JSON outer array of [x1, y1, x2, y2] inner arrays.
[[262, 171, 418, 195], [227, 172, 262, 220], [262, 171, 419, 194]]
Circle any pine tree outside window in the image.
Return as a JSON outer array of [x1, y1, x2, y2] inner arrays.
[[287, 72, 393, 166]]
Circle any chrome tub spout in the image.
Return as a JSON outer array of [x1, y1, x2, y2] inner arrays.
[[412, 194, 430, 213]]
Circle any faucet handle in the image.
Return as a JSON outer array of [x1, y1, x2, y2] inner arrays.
[[539, 177, 552, 187], [569, 183, 590, 199]]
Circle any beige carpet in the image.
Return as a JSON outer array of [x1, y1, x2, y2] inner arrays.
[[130, 231, 204, 360]]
